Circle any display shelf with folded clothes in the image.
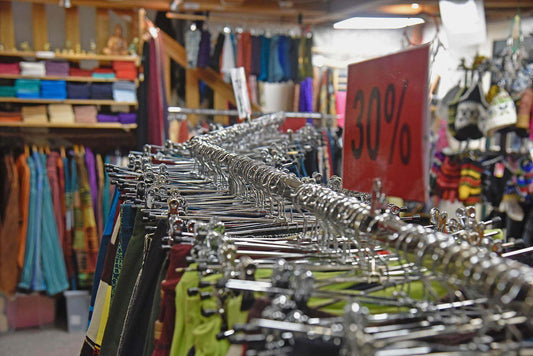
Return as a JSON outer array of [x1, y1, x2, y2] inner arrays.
[[0, 98, 138, 105], [0, 121, 137, 130], [0, 74, 135, 83], [0, 50, 139, 63]]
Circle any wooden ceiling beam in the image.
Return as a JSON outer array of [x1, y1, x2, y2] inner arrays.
[[10, 0, 171, 11]]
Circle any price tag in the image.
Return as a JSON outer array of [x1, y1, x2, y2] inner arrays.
[[230, 67, 251, 122], [342, 45, 430, 202]]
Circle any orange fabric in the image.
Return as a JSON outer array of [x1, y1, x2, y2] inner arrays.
[[0, 155, 20, 295], [0, 112, 22, 122], [16, 153, 30, 271]]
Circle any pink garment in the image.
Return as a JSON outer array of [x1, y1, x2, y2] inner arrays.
[[47, 152, 65, 251], [335, 91, 346, 128], [436, 120, 450, 152]]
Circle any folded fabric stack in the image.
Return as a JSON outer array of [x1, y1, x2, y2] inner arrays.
[[117, 112, 137, 124], [96, 113, 118, 123], [0, 85, 15, 97], [70, 68, 92, 77], [112, 81, 137, 102], [67, 82, 90, 99], [20, 61, 46, 77], [40, 80, 67, 99], [0, 111, 22, 122], [74, 105, 98, 123], [113, 61, 137, 80], [48, 104, 74, 123], [0, 63, 20, 75], [45, 61, 69, 77], [15, 79, 41, 98], [22, 105, 48, 123], [92, 68, 115, 79], [90, 83, 113, 99]]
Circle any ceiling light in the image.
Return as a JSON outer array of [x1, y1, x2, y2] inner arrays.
[[333, 17, 425, 30], [411, 3, 420, 9]]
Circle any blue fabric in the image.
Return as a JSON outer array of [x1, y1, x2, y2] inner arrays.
[[103, 156, 110, 226], [90, 83, 113, 99], [268, 36, 284, 82], [18, 156, 37, 290], [67, 83, 90, 99], [31, 152, 45, 291], [259, 36, 270, 82], [87, 189, 120, 326], [278, 36, 291, 81], [39, 153, 69, 295]]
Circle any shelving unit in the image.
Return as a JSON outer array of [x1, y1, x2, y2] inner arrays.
[[0, 121, 137, 131], [0, 3, 141, 148], [0, 51, 139, 64], [0, 97, 137, 106], [0, 74, 139, 85]]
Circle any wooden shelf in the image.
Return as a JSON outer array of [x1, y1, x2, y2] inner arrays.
[[0, 51, 139, 63], [0, 121, 137, 131], [0, 98, 137, 106], [0, 74, 138, 84]]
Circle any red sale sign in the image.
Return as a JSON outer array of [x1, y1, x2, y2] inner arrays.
[[342, 45, 430, 202]]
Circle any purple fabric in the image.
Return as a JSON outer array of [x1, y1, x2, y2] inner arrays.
[[118, 112, 137, 124], [250, 35, 262, 76], [84, 148, 98, 232], [197, 30, 211, 68], [96, 114, 119, 123], [45, 61, 69, 76], [299, 77, 313, 112]]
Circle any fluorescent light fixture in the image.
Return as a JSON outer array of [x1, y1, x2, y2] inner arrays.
[[333, 17, 425, 30]]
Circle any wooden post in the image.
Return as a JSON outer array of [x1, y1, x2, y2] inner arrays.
[[213, 93, 228, 126], [65, 7, 80, 50], [0, 2, 15, 51], [32, 4, 48, 51], [96, 8, 110, 54], [186, 68, 200, 126]]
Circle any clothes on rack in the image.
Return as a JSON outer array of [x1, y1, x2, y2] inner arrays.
[[0, 148, 127, 295], [183, 28, 316, 118], [79, 113, 533, 356]]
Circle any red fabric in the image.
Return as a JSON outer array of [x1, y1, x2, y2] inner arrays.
[[178, 120, 189, 143], [281, 118, 307, 132], [147, 36, 166, 146], [113, 61, 136, 71], [152, 244, 192, 356], [115, 69, 138, 80], [47, 153, 65, 255], [236, 33, 252, 77], [69, 68, 92, 77], [0, 63, 20, 75]]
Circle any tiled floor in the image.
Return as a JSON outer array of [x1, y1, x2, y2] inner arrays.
[[0, 327, 84, 355]]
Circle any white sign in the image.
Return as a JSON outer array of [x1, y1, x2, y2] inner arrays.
[[230, 67, 251, 122]]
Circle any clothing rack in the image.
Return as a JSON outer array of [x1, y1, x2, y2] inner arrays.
[[168, 106, 338, 121], [188, 112, 533, 318]]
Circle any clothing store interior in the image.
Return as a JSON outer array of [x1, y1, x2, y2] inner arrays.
[[1, 0, 533, 355]]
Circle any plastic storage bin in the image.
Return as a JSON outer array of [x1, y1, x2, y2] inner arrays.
[[5, 293, 56, 330], [64, 290, 90, 332]]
